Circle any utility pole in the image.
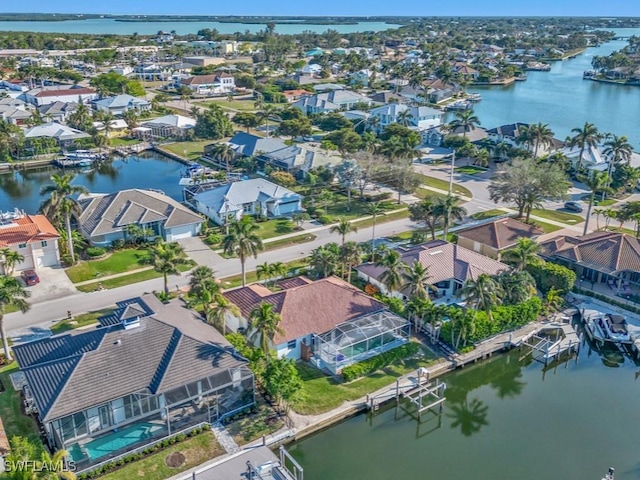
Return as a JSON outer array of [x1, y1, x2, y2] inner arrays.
[[448, 149, 456, 195]]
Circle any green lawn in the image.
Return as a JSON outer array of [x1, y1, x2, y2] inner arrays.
[[415, 174, 473, 198], [454, 165, 487, 175], [291, 346, 439, 415], [160, 140, 217, 160], [387, 231, 414, 242], [50, 308, 115, 335], [225, 403, 284, 445], [66, 248, 150, 283], [414, 188, 447, 200], [528, 220, 563, 233], [220, 259, 309, 289], [324, 198, 397, 222], [256, 218, 296, 239], [352, 209, 409, 229], [110, 137, 140, 147], [205, 98, 257, 112], [263, 233, 317, 252], [77, 264, 192, 292], [580, 194, 617, 207], [530, 208, 584, 224], [101, 432, 223, 480], [0, 363, 43, 449], [470, 209, 509, 220]]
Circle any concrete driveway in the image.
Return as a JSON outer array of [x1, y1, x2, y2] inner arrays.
[[177, 236, 224, 270], [21, 266, 77, 304]]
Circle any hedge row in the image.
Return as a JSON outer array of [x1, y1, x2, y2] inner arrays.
[[341, 342, 420, 382]]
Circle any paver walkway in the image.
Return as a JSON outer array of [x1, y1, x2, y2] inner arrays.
[[210, 421, 240, 454]]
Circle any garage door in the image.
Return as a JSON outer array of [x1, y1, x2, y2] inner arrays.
[[167, 226, 195, 241]]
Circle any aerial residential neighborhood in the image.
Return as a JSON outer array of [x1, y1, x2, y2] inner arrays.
[[0, 8, 638, 480]]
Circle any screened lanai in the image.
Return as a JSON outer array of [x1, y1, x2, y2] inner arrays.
[[314, 310, 410, 374]]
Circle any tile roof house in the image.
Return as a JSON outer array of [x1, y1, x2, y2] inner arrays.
[[23, 85, 97, 106], [190, 178, 303, 226], [204, 132, 288, 161], [137, 114, 196, 139], [24, 122, 90, 146], [355, 240, 509, 304], [539, 232, 640, 289], [0, 210, 60, 273], [292, 89, 372, 114], [77, 189, 204, 246], [223, 276, 410, 372], [13, 294, 254, 470], [456, 217, 543, 260], [93, 94, 150, 115]]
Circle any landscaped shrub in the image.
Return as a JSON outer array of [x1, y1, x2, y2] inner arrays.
[[527, 262, 576, 293], [85, 247, 107, 258], [318, 215, 333, 225], [342, 342, 420, 381]]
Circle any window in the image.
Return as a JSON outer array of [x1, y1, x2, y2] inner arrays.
[[18, 243, 26, 249], [41, 241, 48, 247], [287, 339, 297, 349], [243, 203, 253, 213]]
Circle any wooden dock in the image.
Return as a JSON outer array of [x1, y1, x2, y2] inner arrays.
[[522, 322, 581, 363]]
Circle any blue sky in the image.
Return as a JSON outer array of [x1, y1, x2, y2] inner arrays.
[[5, 1, 640, 17]]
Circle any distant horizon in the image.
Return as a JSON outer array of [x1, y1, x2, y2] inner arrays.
[[1, 0, 640, 18]]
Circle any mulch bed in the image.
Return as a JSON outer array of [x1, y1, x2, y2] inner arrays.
[[165, 452, 186, 468]]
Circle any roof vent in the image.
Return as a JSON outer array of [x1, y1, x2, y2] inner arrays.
[[429, 250, 443, 255], [115, 339, 122, 345], [123, 316, 141, 330]]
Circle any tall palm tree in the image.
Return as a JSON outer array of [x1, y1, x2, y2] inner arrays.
[[375, 250, 408, 294], [258, 104, 281, 138], [502, 237, 540, 271], [189, 266, 218, 298], [397, 109, 414, 127], [434, 195, 467, 239], [222, 216, 264, 287], [367, 202, 385, 263], [568, 122, 602, 170], [248, 302, 284, 358], [458, 273, 503, 322], [402, 260, 433, 300], [495, 270, 536, 305], [0, 275, 30, 361], [270, 261, 287, 284], [209, 294, 240, 333], [339, 241, 361, 282], [449, 109, 480, 138], [603, 134, 633, 199], [330, 218, 358, 245], [208, 142, 236, 172], [149, 241, 189, 295], [527, 122, 555, 158], [580, 171, 610, 235], [40, 174, 88, 264], [0, 248, 24, 276]]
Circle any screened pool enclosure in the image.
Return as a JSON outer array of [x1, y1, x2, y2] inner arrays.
[[314, 310, 410, 374]]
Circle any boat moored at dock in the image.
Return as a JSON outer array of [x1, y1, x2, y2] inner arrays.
[[581, 309, 632, 345]]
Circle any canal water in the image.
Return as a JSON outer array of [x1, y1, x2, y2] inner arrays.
[[0, 152, 185, 213], [288, 339, 640, 480], [467, 28, 640, 149]]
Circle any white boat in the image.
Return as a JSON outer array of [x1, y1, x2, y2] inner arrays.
[[64, 150, 104, 161], [582, 309, 632, 345]]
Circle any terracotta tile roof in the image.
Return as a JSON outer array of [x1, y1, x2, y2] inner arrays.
[[0, 214, 59, 247], [223, 276, 385, 344], [539, 232, 640, 274], [33, 87, 95, 98], [456, 218, 543, 251], [355, 240, 509, 289]]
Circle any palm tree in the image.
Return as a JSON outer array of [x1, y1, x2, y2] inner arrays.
[[375, 250, 407, 294], [37, 448, 76, 480], [40, 173, 88, 264], [397, 109, 414, 127], [493, 141, 511, 162], [495, 270, 536, 305], [222, 216, 264, 287], [402, 260, 433, 299], [189, 265, 217, 297], [502, 237, 540, 271], [310, 244, 339, 278], [434, 195, 467, 239], [0, 248, 24, 276], [209, 294, 240, 333], [339, 241, 361, 282], [208, 142, 236, 172], [258, 104, 281, 138], [449, 109, 480, 138], [405, 297, 431, 328], [367, 202, 385, 263], [257, 261, 273, 285], [603, 134, 633, 198], [0, 275, 30, 361], [568, 122, 602, 170], [458, 273, 503, 322], [248, 302, 284, 358], [527, 122, 555, 159], [330, 218, 358, 245], [580, 171, 610, 235], [270, 261, 287, 284], [149, 241, 189, 295]]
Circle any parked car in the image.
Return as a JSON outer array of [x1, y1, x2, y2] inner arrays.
[[564, 201, 584, 213], [21, 269, 40, 286]]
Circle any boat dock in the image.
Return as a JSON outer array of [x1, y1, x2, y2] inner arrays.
[[522, 322, 581, 364]]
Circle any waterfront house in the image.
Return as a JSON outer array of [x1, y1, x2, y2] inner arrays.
[[191, 178, 303, 226], [539, 232, 640, 293], [562, 144, 610, 174], [137, 114, 196, 139], [204, 132, 287, 162], [355, 240, 508, 304], [0, 210, 60, 273], [178, 73, 235, 94], [13, 294, 254, 470], [93, 94, 150, 116], [24, 122, 90, 148], [292, 90, 372, 115], [422, 79, 461, 103], [23, 85, 97, 107], [485, 123, 529, 147], [37, 101, 77, 123], [223, 276, 410, 374], [368, 103, 443, 131], [77, 189, 204, 246], [456, 217, 543, 261]]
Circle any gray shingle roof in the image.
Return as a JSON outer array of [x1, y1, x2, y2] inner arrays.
[[226, 132, 287, 157], [78, 189, 202, 238], [14, 294, 247, 421]]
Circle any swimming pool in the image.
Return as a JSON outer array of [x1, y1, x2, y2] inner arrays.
[[68, 422, 165, 463]]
